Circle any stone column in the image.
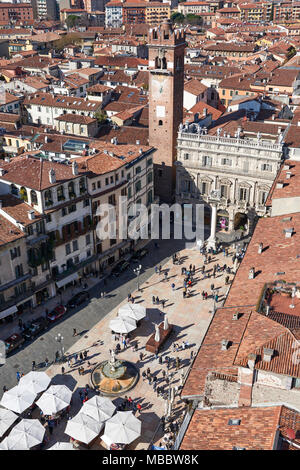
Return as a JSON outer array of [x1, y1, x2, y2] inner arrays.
[[207, 203, 217, 249]]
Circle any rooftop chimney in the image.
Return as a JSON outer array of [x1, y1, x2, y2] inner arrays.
[[49, 169, 56, 184], [263, 348, 274, 363], [221, 339, 230, 351], [0, 168, 6, 176], [258, 242, 263, 254], [247, 353, 257, 370], [248, 267, 255, 279], [232, 312, 240, 321], [286, 171, 292, 179], [72, 161, 78, 176], [28, 210, 35, 220]]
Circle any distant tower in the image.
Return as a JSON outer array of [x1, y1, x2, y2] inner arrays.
[[148, 19, 186, 203]]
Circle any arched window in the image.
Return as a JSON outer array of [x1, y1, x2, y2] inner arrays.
[[57, 186, 65, 201], [44, 189, 52, 206], [158, 120, 163, 126], [30, 190, 38, 205], [155, 56, 161, 69], [161, 57, 167, 69], [79, 178, 86, 194], [68, 181, 75, 198], [11, 184, 18, 196], [19, 186, 27, 201]]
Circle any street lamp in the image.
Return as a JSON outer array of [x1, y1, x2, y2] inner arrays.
[[133, 264, 142, 291], [55, 333, 64, 361]]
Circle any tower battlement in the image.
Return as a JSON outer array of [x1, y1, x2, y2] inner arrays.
[[148, 19, 185, 46]]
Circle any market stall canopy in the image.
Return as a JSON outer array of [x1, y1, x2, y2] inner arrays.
[[6, 419, 45, 450], [82, 396, 116, 423], [36, 385, 72, 415], [104, 411, 141, 445], [65, 412, 104, 445], [0, 408, 18, 438], [118, 303, 146, 321], [109, 316, 137, 334], [19, 371, 51, 395], [0, 386, 37, 414]]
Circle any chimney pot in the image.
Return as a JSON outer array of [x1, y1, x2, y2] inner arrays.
[[263, 348, 274, 362]]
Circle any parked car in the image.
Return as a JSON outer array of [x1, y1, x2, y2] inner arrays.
[[5, 333, 24, 355], [111, 261, 130, 277], [46, 305, 67, 322], [22, 316, 49, 341], [132, 248, 148, 260], [66, 291, 90, 309]]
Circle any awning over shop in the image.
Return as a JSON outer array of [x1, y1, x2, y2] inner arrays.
[[55, 272, 79, 289], [0, 306, 18, 320]]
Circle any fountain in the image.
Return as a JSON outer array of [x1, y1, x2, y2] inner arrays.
[[90, 349, 139, 396]]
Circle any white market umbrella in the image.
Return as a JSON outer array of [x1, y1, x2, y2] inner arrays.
[[118, 303, 146, 321], [0, 408, 18, 437], [7, 419, 45, 450], [19, 371, 51, 395], [36, 385, 72, 415], [65, 412, 103, 445], [104, 411, 141, 445], [82, 396, 116, 423], [48, 442, 74, 450], [109, 316, 136, 334], [0, 437, 10, 450], [0, 385, 37, 414]]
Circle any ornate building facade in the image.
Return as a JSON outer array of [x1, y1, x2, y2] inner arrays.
[[176, 123, 284, 237]]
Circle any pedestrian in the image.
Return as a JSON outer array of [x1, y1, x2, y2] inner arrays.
[[132, 402, 137, 414], [161, 299, 166, 309], [3, 385, 7, 393], [164, 271, 168, 281], [44, 357, 49, 367], [61, 366, 65, 375], [152, 295, 156, 305], [128, 396, 133, 407], [225, 275, 229, 285], [142, 371, 147, 381], [146, 367, 151, 377], [175, 357, 180, 370], [171, 283, 175, 291], [162, 370, 166, 379], [74, 353, 78, 363], [215, 294, 219, 303], [73, 328, 77, 337], [156, 296, 159, 304], [79, 352, 84, 361], [155, 266, 158, 274], [67, 358, 71, 368], [16, 371, 21, 382], [32, 361, 36, 371], [18, 318, 23, 329], [83, 350, 88, 360], [211, 283, 215, 292], [139, 352, 144, 361], [158, 355, 163, 365], [55, 351, 59, 362], [137, 403, 142, 414], [126, 337, 130, 348], [190, 350, 194, 361], [159, 265, 162, 274], [123, 338, 126, 350]]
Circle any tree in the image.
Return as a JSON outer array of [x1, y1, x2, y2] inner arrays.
[[170, 12, 185, 24], [185, 13, 203, 26], [54, 33, 80, 51], [66, 15, 80, 30], [94, 110, 107, 125]]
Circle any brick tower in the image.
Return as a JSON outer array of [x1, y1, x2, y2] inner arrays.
[[148, 19, 186, 203]]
